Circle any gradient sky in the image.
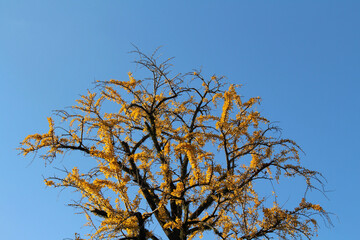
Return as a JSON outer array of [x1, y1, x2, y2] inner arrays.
[[1, 1, 359, 239]]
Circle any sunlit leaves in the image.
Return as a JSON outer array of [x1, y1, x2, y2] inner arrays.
[[19, 50, 329, 240]]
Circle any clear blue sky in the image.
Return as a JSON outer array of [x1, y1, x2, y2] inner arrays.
[[1, 1, 359, 239]]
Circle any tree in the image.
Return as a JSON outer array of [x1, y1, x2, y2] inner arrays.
[[19, 49, 330, 240]]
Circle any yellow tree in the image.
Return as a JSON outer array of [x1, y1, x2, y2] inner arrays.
[[20, 49, 330, 240]]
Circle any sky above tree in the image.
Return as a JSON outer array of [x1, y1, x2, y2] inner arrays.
[[1, 1, 359, 239]]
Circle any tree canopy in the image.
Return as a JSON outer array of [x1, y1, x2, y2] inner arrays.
[[19, 49, 330, 240]]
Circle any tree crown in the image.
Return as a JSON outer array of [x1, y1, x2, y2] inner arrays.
[[20, 49, 330, 240]]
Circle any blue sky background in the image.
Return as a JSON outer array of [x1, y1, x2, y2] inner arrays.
[[1, 1, 359, 239]]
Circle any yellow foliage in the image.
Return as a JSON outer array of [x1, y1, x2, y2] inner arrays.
[[19, 50, 329, 240]]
